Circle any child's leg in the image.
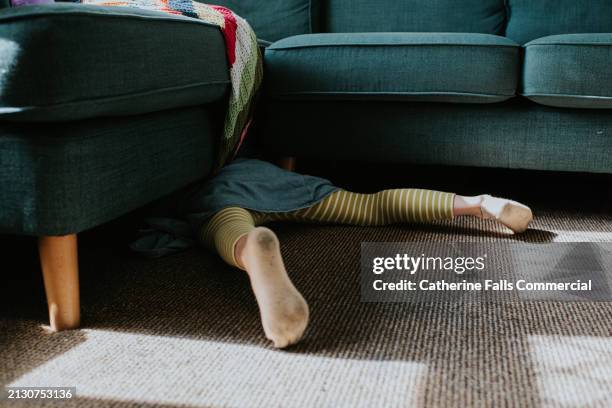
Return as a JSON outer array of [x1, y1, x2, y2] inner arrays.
[[201, 208, 309, 348], [273, 189, 532, 233], [270, 189, 453, 225]]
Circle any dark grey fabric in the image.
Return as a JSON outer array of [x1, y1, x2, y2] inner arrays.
[[259, 99, 612, 174], [0, 4, 229, 122], [182, 158, 338, 223], [0, 105, 218, 236], [131, 158, 339, 257]]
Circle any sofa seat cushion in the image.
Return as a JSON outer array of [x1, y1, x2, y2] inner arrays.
[[0, 4, 230, 122], [265, 33, 520, 103], [523, 34, 612, 109]]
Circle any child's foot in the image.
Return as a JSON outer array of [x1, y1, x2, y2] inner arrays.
[[240, 227, 309, 348], [479, 195, 533, 233]]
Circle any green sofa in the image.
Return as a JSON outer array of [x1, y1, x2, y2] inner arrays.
[[1, 0, 611, 330], [253, 0, 612, 173]]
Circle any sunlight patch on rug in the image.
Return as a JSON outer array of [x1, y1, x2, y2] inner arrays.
[[551, 230, 612, 242], [529, 335, 612, 406], [10, 329, 427, 407]]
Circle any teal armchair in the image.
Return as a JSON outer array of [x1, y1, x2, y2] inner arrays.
[[0, 3, 230, 330]]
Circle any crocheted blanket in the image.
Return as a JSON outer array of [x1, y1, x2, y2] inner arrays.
[[82, 0, 263, 168]]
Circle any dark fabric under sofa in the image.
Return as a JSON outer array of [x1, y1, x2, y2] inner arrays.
[[1, 0, 611, 330]]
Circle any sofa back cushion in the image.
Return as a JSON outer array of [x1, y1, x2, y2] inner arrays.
[[506, 0, 612, 44], [323, 0, 506, 35], [204, 0, 318, 42]]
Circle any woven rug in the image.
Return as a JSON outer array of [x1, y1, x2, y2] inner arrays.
[[1, 203, 612, 407]]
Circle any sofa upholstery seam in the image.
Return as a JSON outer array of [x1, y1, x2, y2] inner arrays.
[[522, 92, 612, 99], [308, 0, 313, 33], [268, 43, 519, 51], [503, 0, 510, 36], [270, 91, 517, 98], [0, 80, 230, 112], [524, 42, 612, 47]]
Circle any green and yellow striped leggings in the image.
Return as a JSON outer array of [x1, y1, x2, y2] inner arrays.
[[201, 189, 455, 269]]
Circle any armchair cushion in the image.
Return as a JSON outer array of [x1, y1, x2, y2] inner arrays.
[[0, 4, 230, 121]]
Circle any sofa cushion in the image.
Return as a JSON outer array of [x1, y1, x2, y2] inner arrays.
[[0, 4, 230, 122], [265, 33, 520, 104], [506, 0, 612, 44], [206, 0, 319, 42], [522, 34, 612, 109], [324, 0, 505, 35]]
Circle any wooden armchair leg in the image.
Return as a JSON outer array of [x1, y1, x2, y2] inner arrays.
[[278, 157, 296, 172], [38, 234, 80, 331]]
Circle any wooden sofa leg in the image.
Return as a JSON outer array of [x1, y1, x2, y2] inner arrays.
[[278, 157, 296, 172], [38, 234, 80, 331]]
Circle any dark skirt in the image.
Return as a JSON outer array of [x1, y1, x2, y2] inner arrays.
[[182, 158, 339, 225], [131, 159, 339, 257]]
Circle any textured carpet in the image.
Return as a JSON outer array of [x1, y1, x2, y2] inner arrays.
[[2, 204, 612, 407]]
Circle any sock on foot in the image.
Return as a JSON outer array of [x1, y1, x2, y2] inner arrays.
[[241, 227, 310, 348]]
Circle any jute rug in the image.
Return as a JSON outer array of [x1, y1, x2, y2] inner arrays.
[[1, 203, 612, 407]]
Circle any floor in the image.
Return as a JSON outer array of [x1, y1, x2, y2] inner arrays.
[[1, 164, 612, 407]]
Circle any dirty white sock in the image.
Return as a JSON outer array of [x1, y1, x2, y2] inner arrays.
[[241, 227, 309, 348]]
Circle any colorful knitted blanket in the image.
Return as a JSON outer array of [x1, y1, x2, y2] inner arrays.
[[82, 0, 263, 168]]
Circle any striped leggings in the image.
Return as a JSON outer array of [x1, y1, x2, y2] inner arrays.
[[201, 189, 455, 269]]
